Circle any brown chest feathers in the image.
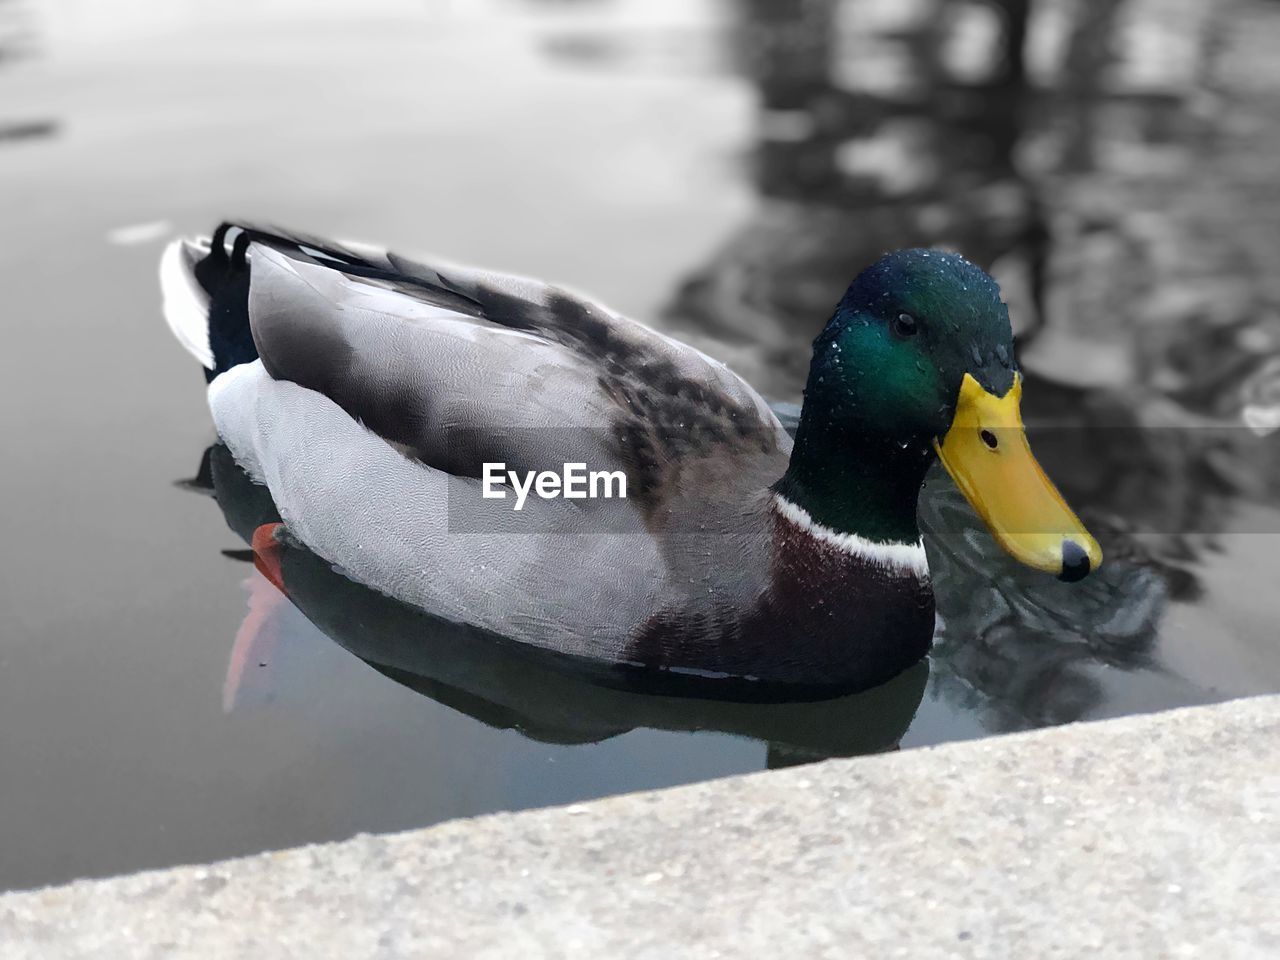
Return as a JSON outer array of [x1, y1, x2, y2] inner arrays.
[[622, 496, 936, 696]]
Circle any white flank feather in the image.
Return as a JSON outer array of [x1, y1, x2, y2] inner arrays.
[[160, 239, 214, 369]]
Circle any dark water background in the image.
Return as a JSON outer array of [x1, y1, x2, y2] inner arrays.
[[2, 0, 1279, 892]]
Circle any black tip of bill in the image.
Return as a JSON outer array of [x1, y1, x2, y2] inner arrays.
[[1058, 540, 1092, 583]]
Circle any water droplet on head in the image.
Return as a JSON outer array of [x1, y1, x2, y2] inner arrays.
[[996, 343, 1010, 367], [970, 344, 983, 366]]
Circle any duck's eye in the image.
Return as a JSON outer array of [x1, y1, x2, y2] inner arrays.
[[891, 313, 919, 339]]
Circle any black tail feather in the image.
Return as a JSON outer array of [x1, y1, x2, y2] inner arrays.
[[193, 223, 258, 382]]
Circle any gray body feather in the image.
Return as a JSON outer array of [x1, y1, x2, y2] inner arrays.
[[189, 233, 795, 665]]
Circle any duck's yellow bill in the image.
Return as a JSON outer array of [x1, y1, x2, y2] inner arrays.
[[934, 373, 1101, 582]]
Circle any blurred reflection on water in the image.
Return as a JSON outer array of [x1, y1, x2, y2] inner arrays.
[[1, 0, 1278, 891]]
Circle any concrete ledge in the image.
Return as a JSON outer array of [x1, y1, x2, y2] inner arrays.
[[3, 697, 1277, 959]]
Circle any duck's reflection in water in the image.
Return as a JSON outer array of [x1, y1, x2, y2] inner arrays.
[[922, 478, 1177, 733], [194, 443, 928, 766]]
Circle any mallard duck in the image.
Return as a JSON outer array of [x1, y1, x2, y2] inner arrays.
[[161, 224, 1100, 695]]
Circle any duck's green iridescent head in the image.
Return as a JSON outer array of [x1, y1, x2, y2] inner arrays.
[[811, 249, 1015, 438], [783, 249, 1100, 582]]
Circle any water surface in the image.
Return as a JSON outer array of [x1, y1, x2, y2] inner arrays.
[[2, 0, 1278, 892]]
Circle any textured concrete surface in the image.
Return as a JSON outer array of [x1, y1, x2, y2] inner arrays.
[[2, 697, 1277, 959]]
